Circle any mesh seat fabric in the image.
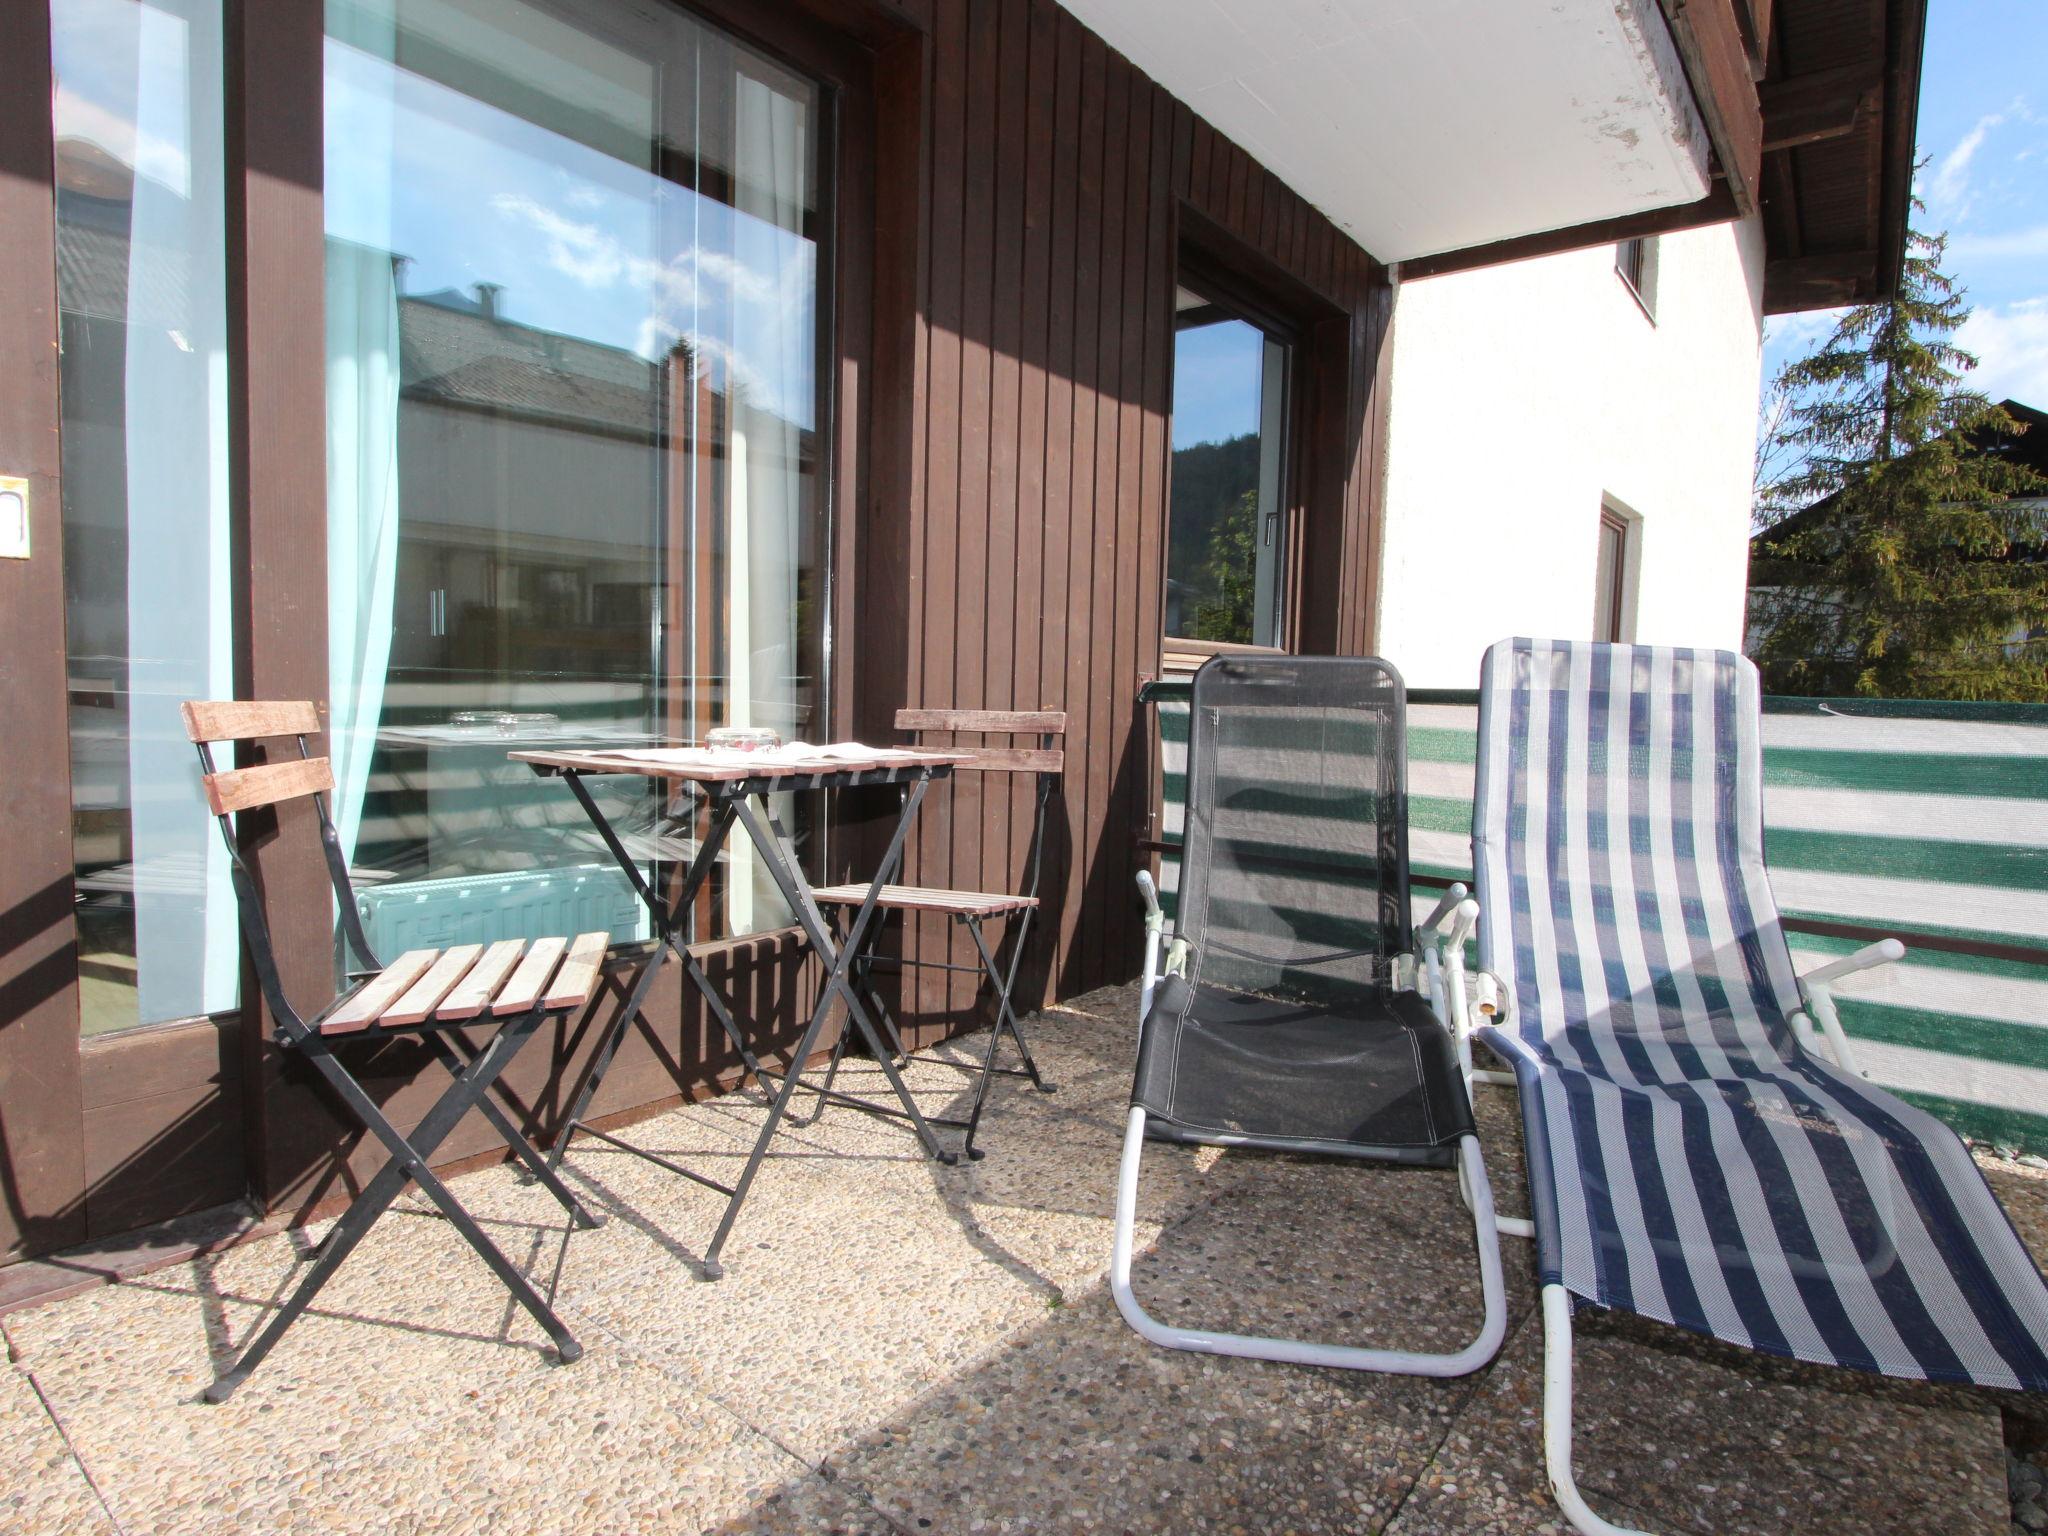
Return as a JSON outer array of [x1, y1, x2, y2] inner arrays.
[[1137, 655, 1473, 1166], [1134, 978, 1472, 1165]]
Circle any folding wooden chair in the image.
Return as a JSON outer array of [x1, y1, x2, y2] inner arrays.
[[807, 709, 1065, 1157], [185, 700, 607, 1402]]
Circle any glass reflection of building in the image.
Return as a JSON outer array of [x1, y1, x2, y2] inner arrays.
[[54, 0, 829, 1034]]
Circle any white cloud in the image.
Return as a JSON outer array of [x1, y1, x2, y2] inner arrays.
[[1932, 110, 2004, 207], [52, 85, 190, 195], [1764, 306, 1848, 353], [490, 191, 816, 418], [1957, 296, 2048, 409], [1950, 223, 2048, 262], [492, 192, 638, 289], [491, 192, 787, 315]]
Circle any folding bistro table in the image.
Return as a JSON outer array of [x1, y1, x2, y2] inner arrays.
[[512, 742, 972, 1277]]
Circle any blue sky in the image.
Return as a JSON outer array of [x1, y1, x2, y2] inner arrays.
[[1761, 0, 2048, 411], [1172, 318, 1264, 449], [321, 21, 818, 427]]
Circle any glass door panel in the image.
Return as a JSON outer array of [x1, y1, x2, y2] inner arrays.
[[52, 0, 235, 1035], [322, 0, 825, 961], [1167, 284, 1289, 650]]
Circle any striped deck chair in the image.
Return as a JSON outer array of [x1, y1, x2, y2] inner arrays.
[[1471, 639, 2048, 1536]]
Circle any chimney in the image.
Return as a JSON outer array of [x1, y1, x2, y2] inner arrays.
[[474, 281, 504, 321]]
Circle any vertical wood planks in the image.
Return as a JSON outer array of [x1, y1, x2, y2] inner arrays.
[[864, 1, 1391, 1005], [0, 0, 89, 1259]]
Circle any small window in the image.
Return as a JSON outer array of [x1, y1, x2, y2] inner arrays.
[[1166, 283, 1291, 649], [1594, 504, 1634, 643], [1615, 236, 1658, 318]]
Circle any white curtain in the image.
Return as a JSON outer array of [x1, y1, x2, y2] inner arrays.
[[727, 75, 811, 932], [325, 238, 403, 867], [123, 0, 237, 1022], [323, 0, 403, 871]]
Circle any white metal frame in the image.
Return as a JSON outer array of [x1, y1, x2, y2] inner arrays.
[[1111, 873, 1507, 1377], [1789, 937, 1904, 1077], [1458, 927, 1655, 1534], [1539, 1283, 1652, 1536]]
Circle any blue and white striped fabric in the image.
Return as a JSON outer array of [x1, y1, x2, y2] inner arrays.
[[1473, 638, 2048, 1392]]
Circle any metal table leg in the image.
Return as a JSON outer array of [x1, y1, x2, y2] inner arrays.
[[700, 773, 958, 1276], [547, 774, 741, 1169]]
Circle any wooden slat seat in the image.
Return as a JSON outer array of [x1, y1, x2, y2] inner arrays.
[[541, 932, 610, 1013], [317, 933, 609, 1035], [809, 883, 1039, 917], [184, 699, 604, 1398]]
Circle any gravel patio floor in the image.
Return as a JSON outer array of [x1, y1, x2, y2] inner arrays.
[[3, 981, 2039, 1535]]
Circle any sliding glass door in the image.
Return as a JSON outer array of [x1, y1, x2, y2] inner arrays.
[[52, 0, 235, 1036], [19, 0, 844, 1258], [322, 0, 826, 960], [1166, 282, 1290, 651], [48, 0, 827, 1034]]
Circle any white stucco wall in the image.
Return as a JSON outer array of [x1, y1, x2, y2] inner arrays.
[[1371, 216, 1766, 689]]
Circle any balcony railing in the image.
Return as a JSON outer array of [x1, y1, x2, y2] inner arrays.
[[1142, 678, 2048, 1157]]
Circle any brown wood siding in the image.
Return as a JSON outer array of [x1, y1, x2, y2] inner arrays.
[[0, 0, 1388, 1262], [866, 1, 1392, 1027], [80, 1019, 244, 1237], [0, 0, 90, 1261]]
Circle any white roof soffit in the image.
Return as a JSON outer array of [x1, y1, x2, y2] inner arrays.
[[1062, 0, 1713, 266]]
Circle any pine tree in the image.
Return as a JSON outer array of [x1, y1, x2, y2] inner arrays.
[[1191, 488, 1259, 643], [1751, 221, 2048, 700]]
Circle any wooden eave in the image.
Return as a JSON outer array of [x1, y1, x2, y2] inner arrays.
[[1395, 0, 1924, 309], [1758, 0, 1927, 312]]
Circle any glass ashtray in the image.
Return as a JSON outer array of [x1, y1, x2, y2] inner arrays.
[[451, 710, 561, 738], [705, 726, 781, 752]]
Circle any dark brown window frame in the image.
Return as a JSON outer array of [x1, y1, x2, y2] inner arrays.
[[1168, 209, 1348, 658], [1595, 502, 1633, 643], [1165, 268, 1294, 655], [1615, 235, 1657, 321]]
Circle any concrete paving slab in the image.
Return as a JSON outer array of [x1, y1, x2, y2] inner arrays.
[[0, 1346, 117, 1536], [1386, 1303, 2009, 1536], [0, 983, 2025, 1536]]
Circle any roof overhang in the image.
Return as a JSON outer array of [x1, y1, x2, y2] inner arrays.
[[1059, 0, 1746, 266], [1756, 0, 1927, 312], [1062, 0, 1923, 307]]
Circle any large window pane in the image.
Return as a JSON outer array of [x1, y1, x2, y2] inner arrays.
[[1167, 285, 1288, 649], [323, 0, 824, 962], [53, 0, 235, 1034]]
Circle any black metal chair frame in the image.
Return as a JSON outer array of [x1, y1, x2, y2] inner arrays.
[[187, 704, 597, 1402], [805, 712, 1064, 1158]]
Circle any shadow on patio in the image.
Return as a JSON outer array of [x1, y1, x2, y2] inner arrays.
[[3, 982, 2036, 1535]]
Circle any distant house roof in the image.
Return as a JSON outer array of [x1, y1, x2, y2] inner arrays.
[[53, 144, 196, 331], [1751, 399, 2048, 582], [398, 293, 671, 438], [1981, 399, 2048, 479]]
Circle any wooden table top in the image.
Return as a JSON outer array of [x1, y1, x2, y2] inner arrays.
[[510, 744, 973, 783]]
